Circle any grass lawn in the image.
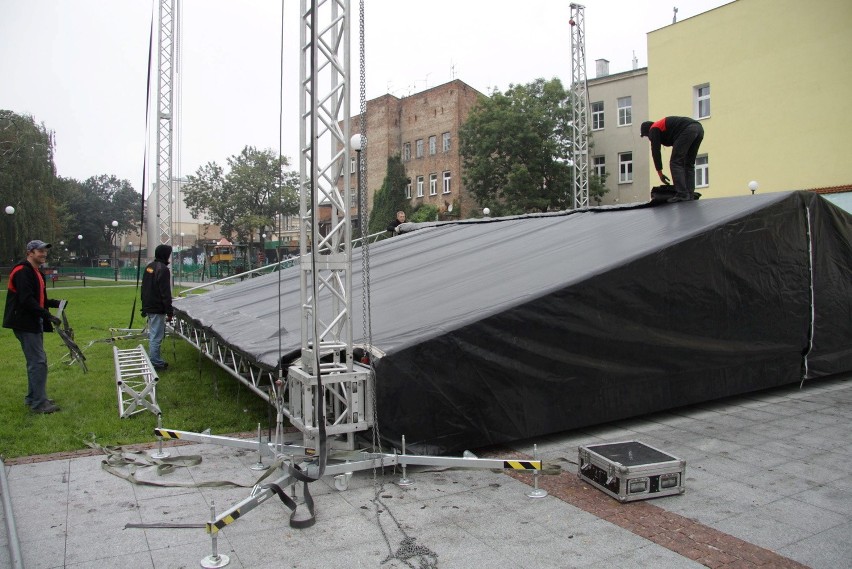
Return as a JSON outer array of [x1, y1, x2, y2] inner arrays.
[[0, 280, 271, 459]]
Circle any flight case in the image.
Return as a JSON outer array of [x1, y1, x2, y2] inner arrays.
[[577, 440, 686, 502]]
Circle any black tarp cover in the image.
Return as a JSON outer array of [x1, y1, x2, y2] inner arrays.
[[174, 191, 852, 453]]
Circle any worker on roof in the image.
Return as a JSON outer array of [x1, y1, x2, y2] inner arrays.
[[640, 116, 704, 203]]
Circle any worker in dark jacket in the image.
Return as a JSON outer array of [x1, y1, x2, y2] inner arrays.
[[386, 211, 406, 236], [3, 240, 65, 413], [640, 116, 704, 203], [141, 244, 173, 370]]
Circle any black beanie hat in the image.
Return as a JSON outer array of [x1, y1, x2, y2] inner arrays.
[[640, 121, 653, 137]]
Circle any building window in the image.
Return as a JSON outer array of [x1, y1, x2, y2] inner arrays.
[[416, 176, 424, 197], [350, 188, 356, 207], [406, 181, 412, 199], [416, 139, 424, 158], [429, 136, 437, 156], [695, 155, 709, 187], [443, 171, 451, 193], [618, 152, 633, 183], [350, 157, 356, 174], [591, 101, 604, 130], [617, 97, 632, 126], [695, 84, 710, 119], [442, 132, 451, 152], [403, 142, 411, 162], [429, 173, 437, 195], [593, 155, 606, 178]]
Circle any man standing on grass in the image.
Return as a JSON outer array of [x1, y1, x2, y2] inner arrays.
[[141, 244, 173, 371], [3, 240, 66, 414]]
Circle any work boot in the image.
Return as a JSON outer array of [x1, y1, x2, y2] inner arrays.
[[667, 194, 690, 203], [32, 401, 60, 414]]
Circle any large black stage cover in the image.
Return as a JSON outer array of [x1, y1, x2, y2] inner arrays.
[[174, 191, 852, 453]]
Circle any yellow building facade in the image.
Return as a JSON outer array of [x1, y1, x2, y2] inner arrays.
[[647, 0, 852, 197]]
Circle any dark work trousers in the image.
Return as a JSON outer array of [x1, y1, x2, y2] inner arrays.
[[15, 329, 49, 409], [669, 122, 704, 198]]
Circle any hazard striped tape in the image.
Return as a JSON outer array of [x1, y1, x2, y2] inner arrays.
[[207, 509, 241, 533], [503, 460, 541, 470], [154, 428, 180, 439]]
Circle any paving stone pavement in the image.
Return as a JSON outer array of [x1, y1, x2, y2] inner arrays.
[[1, 373, 850, 568]]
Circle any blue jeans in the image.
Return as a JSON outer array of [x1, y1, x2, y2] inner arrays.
[[15, 329, 49, 409], [147, 313, 167, 366]]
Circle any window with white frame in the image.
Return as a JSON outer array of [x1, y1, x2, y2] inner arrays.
[[617, 97, 632, 126], [591, 101, 604, 130], [695, 84, 710, 119], [695, 155, 709, 187], [593, 155, 606, 178], [416, 139, 424, 158], [618, 152, 633, 183], [429, 173, 437, 195], [406, 181, 412, 198], [403, 142, 411, 162], [416, 176, 424, 197], [429, 136, 437, 155], [442, 171, 451, 193], [350, 157, 356, 174], [350, 188, 356, 207], [442, 132, 451, 152]]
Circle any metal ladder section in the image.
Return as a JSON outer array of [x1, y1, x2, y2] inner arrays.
[[113, 345, 161, 418]]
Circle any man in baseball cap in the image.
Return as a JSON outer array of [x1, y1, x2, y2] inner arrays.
[[26, 240, 52, 251], [4, 238, 64, 413]]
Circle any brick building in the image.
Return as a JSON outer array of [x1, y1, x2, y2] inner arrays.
[[342, 79, 485, 224]]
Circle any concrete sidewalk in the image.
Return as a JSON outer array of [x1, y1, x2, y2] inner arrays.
[[2, 373, 850, 569]]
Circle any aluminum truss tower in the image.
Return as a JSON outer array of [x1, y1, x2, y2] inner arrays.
[[155, 3, 543, 545], [569, 3, 589, 209], [152, 0, 175, 247], [290, 0, 372, 451]]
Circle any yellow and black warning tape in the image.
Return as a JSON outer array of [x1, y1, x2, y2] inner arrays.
[[154, 428, 181, 439], [503, 460, 542, 471], [207, 509, 241, 534]]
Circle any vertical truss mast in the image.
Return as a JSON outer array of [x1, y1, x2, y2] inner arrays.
[[290, 0, 372, 451], [569, 3, 589, 209], [153, 0, 175, 247]]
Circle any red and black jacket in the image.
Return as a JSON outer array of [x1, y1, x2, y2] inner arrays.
[[646, 116, 701, 172], [3, 260, 60, 333]]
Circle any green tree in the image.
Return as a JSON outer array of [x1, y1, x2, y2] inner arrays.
[[182, 146, 299, 245], [410, 203, 438, 223], [459, 78, 607, 215], [367, 155, 410, 234], [0, 110, 59, 262]]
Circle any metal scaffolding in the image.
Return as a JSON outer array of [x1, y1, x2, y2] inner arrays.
[[153, 0, 175, 247], [291, 0, 372, 451], [569, 3, 589, 209]]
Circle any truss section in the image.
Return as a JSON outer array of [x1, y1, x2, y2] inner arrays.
[[570, 3, 589, 209], [296, 0, 372, 451], [155, 0, 174, 246], [172, 318, 280, 404]]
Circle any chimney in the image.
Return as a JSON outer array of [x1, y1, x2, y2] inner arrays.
[[595, 59, 610, 78]]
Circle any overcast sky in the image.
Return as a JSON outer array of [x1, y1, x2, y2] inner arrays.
[[1, 0, 732, 197]]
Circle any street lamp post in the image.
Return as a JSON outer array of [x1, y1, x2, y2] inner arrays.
[[5, 205, 15, 264], [59, 241, 64, 266], [127, 242, 133, 268], [178, 232, 184, 285], [111, 220, 119, 281], [77, 234, 83, 267], [748, 180, 759, 195], [350, 133, 364, 238]]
